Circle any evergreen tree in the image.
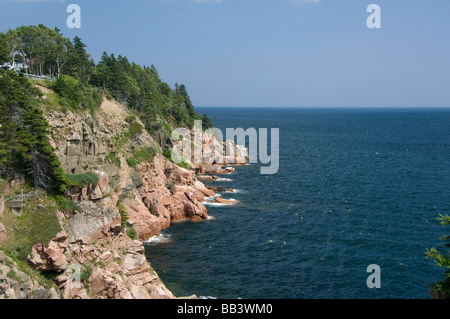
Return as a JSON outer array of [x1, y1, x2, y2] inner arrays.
[[426, 214, 450, 299], [0, 70, 67, 191]]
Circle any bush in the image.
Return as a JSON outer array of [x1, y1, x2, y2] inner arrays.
[[126, 157, 138, 168], [132, 147, 157, 164], [66, 172, 99, 188], [55, 195, 81, 212], [117, 201, 129, 227], [126, 227, 137, 240], [52, 75, 102, 113]]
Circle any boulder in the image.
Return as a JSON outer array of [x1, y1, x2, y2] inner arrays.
[[27, 230, 69, 272], [96, 171, 110, 194], [194, 181, 216, 198], [65, 206, 122, 244], [214, 197, 239, 205]]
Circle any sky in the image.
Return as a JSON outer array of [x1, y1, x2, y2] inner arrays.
[[1, 0, 449, 108]]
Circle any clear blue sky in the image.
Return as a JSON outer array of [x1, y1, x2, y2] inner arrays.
[[1, 0, 449, 108]]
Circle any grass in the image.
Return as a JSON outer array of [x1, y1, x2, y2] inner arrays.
[[2, 250, 59, 291], [125, 147, 157, 169], [1, 192, 62, 261]]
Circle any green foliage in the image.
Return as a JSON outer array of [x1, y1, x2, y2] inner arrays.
[[426, 214, 450, 299], [162, 149, 190, 169], [66, 172, 99, 188], [126, 157, 139, 168], [2, 24, 214, 152], [117, 201, 129, 227], [202, 114, 213, 130], [52, 74, 102, 113], [54, 195, 81, 212], [6, 269, 23, 282], [0, 70, 67, 192], [126, 227, 137, 240], [90, 52, 206, 136], [105, 153, 121, 168], [2, 193, 62, 260], [132, 147, 157, 164], [115, 119, 143, 150], [80, 265, 92, 282]]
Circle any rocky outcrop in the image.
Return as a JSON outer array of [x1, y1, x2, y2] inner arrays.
[[27, 230, 68, 272], [124, 155, 210, 241], [172, 125, 248, 175], [55, 233, 174, 299], [46, 96, 158, 178], [0, 252, 60, 299], [24, 90, 247, 299]]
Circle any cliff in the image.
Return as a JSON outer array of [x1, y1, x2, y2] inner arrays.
[[0, 84, 247, 299]]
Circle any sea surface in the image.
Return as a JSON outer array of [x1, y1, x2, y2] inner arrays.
[[144, 107, 450, 299]]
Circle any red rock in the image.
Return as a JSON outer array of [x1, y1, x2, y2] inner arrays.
[[214, 197, 239, 205], [28, 232, 69, 272]]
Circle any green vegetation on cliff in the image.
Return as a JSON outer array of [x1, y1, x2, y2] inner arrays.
[[0, 70, 68, 192], [0, 23, 213, 189], [0, 24, 212, 135]]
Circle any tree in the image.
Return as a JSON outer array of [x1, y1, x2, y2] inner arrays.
[[426, 214, 450, 299], [202, 114, 213, 130], [0, 29, 21, 66], [67, 36, 92, 85], [0, 70, 67, 191]]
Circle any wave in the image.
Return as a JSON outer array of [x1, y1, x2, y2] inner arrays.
[[144, 233, 172, 244], [225, 189, 242, 193], [202, 202, 229, 207], [216, 178, 233, 182]]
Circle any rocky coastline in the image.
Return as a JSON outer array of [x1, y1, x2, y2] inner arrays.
[[0, 91, 248, 299]]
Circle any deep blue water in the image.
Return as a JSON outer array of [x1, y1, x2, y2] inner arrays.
[[145, 107, 450, 299]]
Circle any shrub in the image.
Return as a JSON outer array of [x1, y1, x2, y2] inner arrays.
[[126, 227, 137, 240], [52, 75, 102, 113], [132, 147, 157, 164], [55, 195, 81, 212], [126, 157, 138, 168], [66, 172, 99, 188], [105, 153, 121, 167], [117, 201, 129, 227]]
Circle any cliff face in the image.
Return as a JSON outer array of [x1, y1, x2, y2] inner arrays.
[[0, 85, 246, 299]]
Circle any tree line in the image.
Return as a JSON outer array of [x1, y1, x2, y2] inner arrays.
[[0, 24, 212, 132], [0, 24, 213, 191]]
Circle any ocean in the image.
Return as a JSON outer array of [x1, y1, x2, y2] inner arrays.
[[144, 107, 450, 299]]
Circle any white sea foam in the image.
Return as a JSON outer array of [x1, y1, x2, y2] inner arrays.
[[202, 202, 229, 207], [199, 296, 218, 300], [145, 233, 172, 244], [216, 178, 233, 182]]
